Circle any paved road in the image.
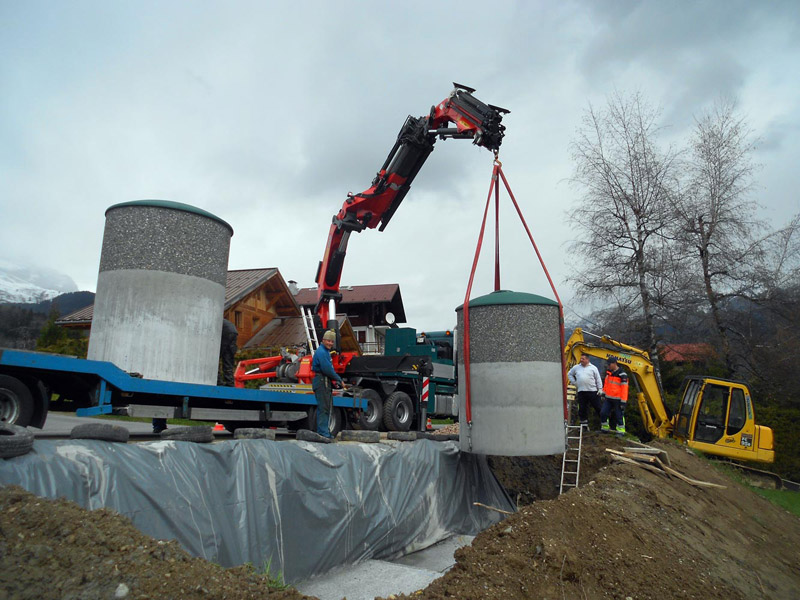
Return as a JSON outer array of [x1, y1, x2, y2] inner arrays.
[[33, 412, 232, 438]]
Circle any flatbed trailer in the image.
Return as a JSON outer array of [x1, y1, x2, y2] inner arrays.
[[0, 348, 365, 433]]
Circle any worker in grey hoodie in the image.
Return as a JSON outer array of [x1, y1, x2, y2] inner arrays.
[[567, 353, 603, 430]]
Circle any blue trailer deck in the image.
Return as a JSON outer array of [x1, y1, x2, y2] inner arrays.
[[0, 348, 364, 430]]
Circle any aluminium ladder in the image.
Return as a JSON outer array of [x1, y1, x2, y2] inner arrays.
[[559, 424, 584, 494], [302, 307, 319, 352]]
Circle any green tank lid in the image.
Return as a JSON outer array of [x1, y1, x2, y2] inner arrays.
[[106, 200, 233, 235], [456, 289, 558, 310]]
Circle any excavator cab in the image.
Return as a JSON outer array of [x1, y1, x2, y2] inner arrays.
[[675, 377, 775, 464]]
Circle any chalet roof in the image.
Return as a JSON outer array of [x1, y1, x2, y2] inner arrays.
[[225, 268, 272, 307], [56, 268, 299, 325], [242, 314, 360, 354], [660, 343, 715, 363], [293, 284, 406, 323], [55, 304, 94, 325]]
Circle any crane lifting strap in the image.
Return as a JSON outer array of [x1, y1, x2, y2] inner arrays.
[[461, 157, 568, 451]]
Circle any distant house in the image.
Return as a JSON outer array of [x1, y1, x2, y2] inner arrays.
[[659, 343, 716, 365], [56, 268, 363, 353], [292, 283, 406, 354]]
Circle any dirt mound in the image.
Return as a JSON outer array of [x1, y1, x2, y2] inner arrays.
[[3, 434, 799, 600], [0, 486, 312, 600], [391, 435, 800, 600]]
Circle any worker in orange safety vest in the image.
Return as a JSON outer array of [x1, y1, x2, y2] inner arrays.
[[599, 356, 629, 435]]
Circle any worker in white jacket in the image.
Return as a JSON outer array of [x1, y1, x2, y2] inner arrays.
[[567, 353, 604, 430]]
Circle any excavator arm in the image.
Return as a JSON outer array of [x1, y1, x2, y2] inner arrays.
[[564, 327, 673, 438], [315, 83, 508, 327]]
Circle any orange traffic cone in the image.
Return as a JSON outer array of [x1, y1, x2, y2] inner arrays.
[[426, 417, 432, 430], [213, 423, 225, 432]]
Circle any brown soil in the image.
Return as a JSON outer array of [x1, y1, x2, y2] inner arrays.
[[392, 433, 800, 600], [3, 433, 799, 600], [0, 487, 312, 600]]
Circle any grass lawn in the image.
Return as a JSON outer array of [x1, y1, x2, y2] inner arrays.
[[95, 414, 211, 427]]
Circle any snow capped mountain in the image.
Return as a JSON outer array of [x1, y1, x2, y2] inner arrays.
[[0, 259, 79, 304]]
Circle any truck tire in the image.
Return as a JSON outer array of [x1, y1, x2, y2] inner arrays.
[[304, 406, 344, 438], [70, 423, 130, 443], [0, 423, 35, 459], [160, 426, 215, 443], [0, 375, 34, 427], [383, 391, 414, 432], [356, 389, 383, 431]]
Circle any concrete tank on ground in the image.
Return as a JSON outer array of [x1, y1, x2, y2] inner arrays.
[[456, 290, 565, 456], [87, 200, 233, 385]]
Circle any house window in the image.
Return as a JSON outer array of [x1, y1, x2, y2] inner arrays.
[[252, 316, 260, 330], [234, 311, 242, 329]]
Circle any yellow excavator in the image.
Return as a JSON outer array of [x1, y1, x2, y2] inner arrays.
[[564, 328, 775, 464]]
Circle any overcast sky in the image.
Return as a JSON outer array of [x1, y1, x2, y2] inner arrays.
[[2, 0, 798, 331]]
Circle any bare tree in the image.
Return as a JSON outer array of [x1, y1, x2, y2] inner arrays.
[[567, 91, 680, 379], [739, 214, 800, 389], [675, 99, 761, 375]]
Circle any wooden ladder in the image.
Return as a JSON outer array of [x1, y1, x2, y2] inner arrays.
[[559, 424, 584, 494]]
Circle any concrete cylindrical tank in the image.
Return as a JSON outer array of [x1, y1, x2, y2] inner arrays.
[[456, 290, 565, 456], [87, 200, 233, 385]]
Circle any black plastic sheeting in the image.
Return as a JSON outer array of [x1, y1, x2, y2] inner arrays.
[[0, 437, 513, 583]]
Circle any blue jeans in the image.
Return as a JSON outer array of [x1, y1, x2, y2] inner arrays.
[[600, 397, 621, 429], [312, 375, 333, 438]]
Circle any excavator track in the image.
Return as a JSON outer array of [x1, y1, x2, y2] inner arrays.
[[719, 459, 798, 491]]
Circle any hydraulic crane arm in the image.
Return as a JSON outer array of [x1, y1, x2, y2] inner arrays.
[[315, 83, 508, 326]]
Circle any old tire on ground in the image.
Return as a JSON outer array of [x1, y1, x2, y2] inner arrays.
[[296, 429, 334, 444], [417, 431, 452, 441], [304, 406, 344, 438], [160, 426, 215, 443], [0, 375, 34, 427], [387, 431, 417, 442], [382, 391, 414, 432], [0, 423, 35, 459], [356, 389, 383, 431], [340, 430, 380, 443], [70, 423, 130, 443], [234, 428, 276, 440]]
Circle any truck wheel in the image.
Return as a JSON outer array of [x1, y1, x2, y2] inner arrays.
[[0, 423, 35, 459], [329, 407, 344, 437], [383, 391, 413, 432], [70, 423, 130, 443], [356, 389, 383, 431], [303, 406, 343, 437], [0, 375, 34, 427]]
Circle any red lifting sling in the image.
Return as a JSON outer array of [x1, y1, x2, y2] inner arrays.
[[461, 157, 568, 451]]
